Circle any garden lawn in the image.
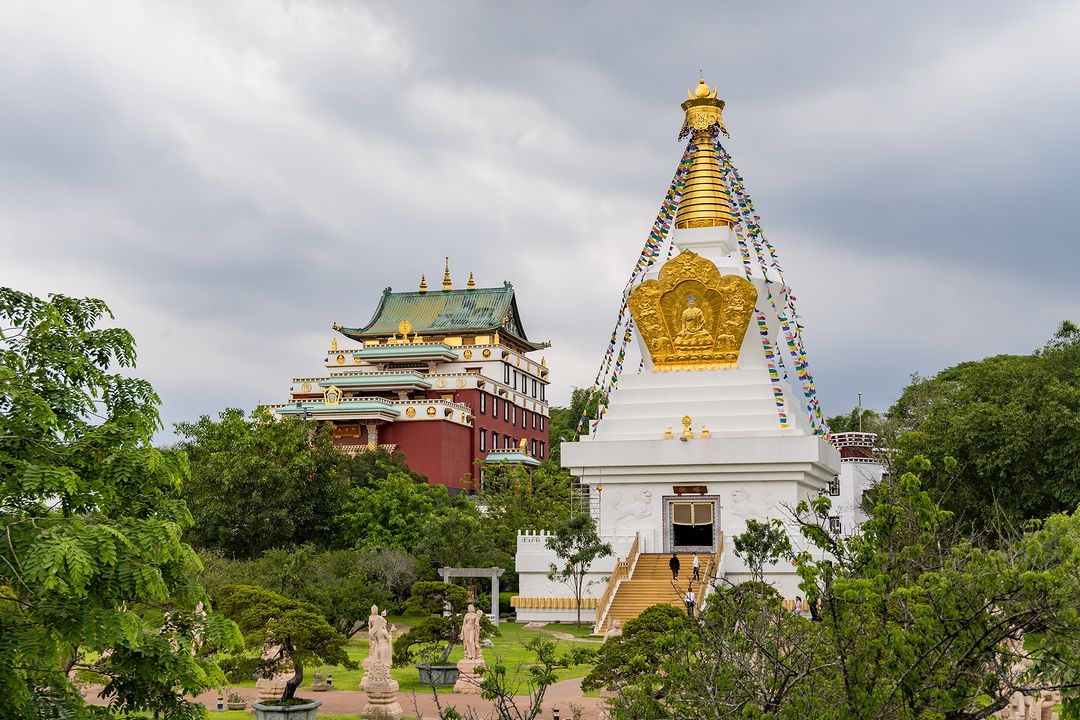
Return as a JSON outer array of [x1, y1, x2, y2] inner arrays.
[[228, 619, 598, 695]]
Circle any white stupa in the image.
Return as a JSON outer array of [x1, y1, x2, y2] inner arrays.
[[513, 79, 840, 632]]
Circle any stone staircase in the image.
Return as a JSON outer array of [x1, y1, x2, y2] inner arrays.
[[595, 553, 709, 634]]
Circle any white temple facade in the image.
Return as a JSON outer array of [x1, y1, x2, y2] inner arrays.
[[513, 80, 850, 631]]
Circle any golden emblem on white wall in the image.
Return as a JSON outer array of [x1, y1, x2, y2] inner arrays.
[[627, 250, 756, 371]]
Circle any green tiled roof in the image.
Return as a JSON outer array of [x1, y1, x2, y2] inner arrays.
[[340, 282, 543, 351], [485, 450, 541, 467], [276, 400, 401, 417], [318, 373, 432, 390]]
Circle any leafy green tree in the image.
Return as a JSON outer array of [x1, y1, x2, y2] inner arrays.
[[175, 408, 354, 558], [732, 517, 793, 579], [545, 513, 612, 626], [337, 469, 476, 552], [0, 288, 241, 719], [825, 406, 884, 434], [604, 465, 1080, 719], [413, 506, 508, 571], [215, 584, 355, 702], [890, 321, 1080, 531], [393, 581, 496, 665], [200, 546, 397, 639], [581, 604, 693, 704], [482, 462, 574, 558]]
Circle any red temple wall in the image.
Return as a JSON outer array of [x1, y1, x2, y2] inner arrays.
[[380, 421, 474, 490]]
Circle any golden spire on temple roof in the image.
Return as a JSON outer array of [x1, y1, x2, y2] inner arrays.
[[675, 76, 734, 230], [442, 257, 452, 291], [467, 272, 476, 289], [419, 274, 428, 292]]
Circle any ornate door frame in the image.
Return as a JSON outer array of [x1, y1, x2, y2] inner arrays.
[[662, 494, 721, 553]]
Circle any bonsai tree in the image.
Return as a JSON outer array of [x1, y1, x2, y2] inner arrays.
[[216, 584, 356, 702], [393, 581, 497, 666]]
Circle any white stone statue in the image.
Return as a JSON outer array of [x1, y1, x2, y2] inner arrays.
[[460, 604, 484, 660], [371, 608, 393, 666], [602, 618, 623, 641]]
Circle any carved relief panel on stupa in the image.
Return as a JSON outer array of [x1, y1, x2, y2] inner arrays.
[[627, 250, 756, 372]]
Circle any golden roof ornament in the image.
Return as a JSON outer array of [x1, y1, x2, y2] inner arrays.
[[419, 274, 428, 292], [442, 257, 452, 291], [675, 76, 734, 230], [467, 272, 476, 289]]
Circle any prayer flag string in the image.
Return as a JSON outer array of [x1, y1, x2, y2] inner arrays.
[[577, 139, 695, 434]]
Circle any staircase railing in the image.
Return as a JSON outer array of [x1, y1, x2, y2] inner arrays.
[[701, 534, 725, 605], [593, 532, 640, 635]]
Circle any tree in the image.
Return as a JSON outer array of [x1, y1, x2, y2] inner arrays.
[[483, 462, 574, 558], [581, 604, 693, 706], [825, 406, 884, 434], [393, 581, 496, 666], [889, 321, 1080, 532], [175, 408, 353, 558], [413, 506, 508, 571], [199, 546, 397, 640], [0, 288, 241, 719], [215, 584, 355, 702], [337, 469, 476, 552], [732, 517, 792, 579], [602, 466, 1080, 719], [545, 513, 612, 626]]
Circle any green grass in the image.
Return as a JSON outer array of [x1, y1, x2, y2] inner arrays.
[[229, 618, 597, 695]]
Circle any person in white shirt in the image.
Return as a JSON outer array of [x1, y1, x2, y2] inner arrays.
[[692, 554, 701, 582], [684, 588, 696, 617]]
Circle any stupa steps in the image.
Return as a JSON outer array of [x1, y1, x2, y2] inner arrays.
[[615, 368, 776, 388], [608, 386, 773, 404], [595, 410, 786, 438], [600, 554, 708, 629]]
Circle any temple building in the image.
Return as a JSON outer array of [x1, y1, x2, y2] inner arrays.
[[514, 79, 847, 629], [271, 263, 551, 490]]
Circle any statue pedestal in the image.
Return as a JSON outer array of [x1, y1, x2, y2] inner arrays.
[[255, 673, 292, 700], [453, 658, 485, 694], [361, 662, 403, 720]]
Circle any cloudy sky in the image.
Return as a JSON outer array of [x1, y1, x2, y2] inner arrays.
[[3, 0, 1079, 438]]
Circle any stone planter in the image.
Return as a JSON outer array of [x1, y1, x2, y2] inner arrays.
[[227, 701, 249, 711], [252, 698, 322, 720], [416, 663, 459, 686]]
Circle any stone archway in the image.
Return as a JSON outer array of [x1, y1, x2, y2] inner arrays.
[[436, 567, 505, 626]]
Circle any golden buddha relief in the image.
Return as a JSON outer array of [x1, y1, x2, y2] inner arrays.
[[628, 250, 756, 371]]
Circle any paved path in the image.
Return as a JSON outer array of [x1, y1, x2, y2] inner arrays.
[[528, 626, 603, 644], [83, 677, 605, 719]]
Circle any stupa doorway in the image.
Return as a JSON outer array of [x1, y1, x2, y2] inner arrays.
[[663, 495, 721, 552]]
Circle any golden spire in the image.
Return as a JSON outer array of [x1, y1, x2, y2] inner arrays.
[[419, 274, 428, 292], [675, 77, 734, 230], [467, 272, 476, 289], [442, 257, 452, 291]]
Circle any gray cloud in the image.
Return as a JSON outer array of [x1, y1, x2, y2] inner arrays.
[[2, 0, 1078, 439]]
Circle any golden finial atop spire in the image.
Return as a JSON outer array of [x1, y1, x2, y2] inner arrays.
[[419, 274, 428, 292], [675, 75, 734, 230], [442, 257, 452, 291], [467, 272, 476, 289]]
